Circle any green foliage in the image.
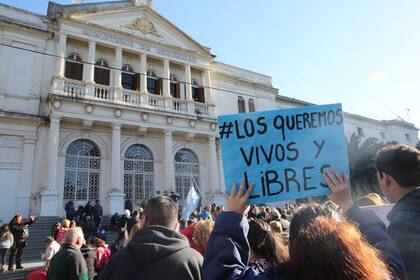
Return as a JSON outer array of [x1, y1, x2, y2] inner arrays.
[[346, 133, 384, 201]]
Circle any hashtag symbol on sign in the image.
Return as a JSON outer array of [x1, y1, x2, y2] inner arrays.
[[219, 121, 234, 139]]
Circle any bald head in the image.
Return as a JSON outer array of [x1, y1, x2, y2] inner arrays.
[[64, 227, 85, 249]]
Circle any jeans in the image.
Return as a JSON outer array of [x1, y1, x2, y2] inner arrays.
[[8, 241, 25, 268], [0, 248, 8, 266]]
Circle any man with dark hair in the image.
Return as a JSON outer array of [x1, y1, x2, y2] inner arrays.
[[126, 210, 139, 233], [98, 196, 203, 280], [323, 144, 419, 279], [375, 144, 420, 279]]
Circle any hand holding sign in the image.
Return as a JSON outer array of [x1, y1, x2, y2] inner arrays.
[[324, 170, 352, 211], [218, 104, 350, 204], [224, 181, 255, 216]]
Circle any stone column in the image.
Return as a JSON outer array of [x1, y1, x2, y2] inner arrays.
[[114, 47, 122, 88], [40, 115, 61, 216], [163, 59, 171, 97], [57, 33, 67, 78], [16, 136, 37, 216], [109, 123, 124, 214], [163, 130, 175, 192], [140, 54, 147, 93], [202, 69, 213, 104], [217, 141, 226, 192], [184, 64, 192, 100], [207, 136, 218, 194], [84, 41, 96, 83]]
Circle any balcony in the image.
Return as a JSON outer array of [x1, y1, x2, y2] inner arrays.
[[51, 77, 215, 119]]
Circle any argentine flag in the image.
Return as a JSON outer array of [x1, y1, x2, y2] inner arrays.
[[181, 185, 200, 221]]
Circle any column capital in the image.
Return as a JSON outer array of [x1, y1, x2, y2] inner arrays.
[[207, 135, 216, 142], [50, 114, 62, 122], [112, 123, 122, 129], [164, 129, 173, 136], [24, 136, 37, 144]]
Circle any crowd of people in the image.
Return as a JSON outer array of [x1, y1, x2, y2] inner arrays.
[[0, 143, 419, 280]]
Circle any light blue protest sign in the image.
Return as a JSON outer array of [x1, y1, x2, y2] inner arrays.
[[218, 103, 350, 204]]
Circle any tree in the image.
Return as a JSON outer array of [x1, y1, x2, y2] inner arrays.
[[346, 133, 384, 200]]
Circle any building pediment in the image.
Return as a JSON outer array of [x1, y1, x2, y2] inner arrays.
[[50, 1, 212, 57]]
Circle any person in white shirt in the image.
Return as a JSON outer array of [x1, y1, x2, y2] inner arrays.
[[42, 236, 61, 269]]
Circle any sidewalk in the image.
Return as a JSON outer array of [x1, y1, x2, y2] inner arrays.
[[1, 261, 44, 280]]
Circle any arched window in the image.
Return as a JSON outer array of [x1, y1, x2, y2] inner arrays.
[[122, 64, 136, 90], [123, 144, 154, 205], [65, 53, 83, 81], [174, 148, 199, 200], [63, 139, 101, 206], [192, 80, 205, 103], [248, 98, 256, 112], [147, 70, 160, 95], [238, 96, 246, 113], [170, 74, 180, 98], [94, 59, 110, 86]]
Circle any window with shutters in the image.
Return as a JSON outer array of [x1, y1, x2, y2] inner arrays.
[[122, 64, 135, 90], [94, 59, 110, 85], [123, 144, 154, 205], [192, 80, 205, 103], [65, 53, 83, 81], [63, 139, 101, 207], [147, 70, 160, 95], [248, 98, 256, 112], [238, 96, 246, 113], [174, 148, 200, 201], [170, 74, 180, 98]]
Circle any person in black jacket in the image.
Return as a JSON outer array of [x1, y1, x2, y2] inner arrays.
[[81, 242, 97, 280], [8, 214, 35, 271], [98, 196, 203, 280], [126, 211, 139, 233]]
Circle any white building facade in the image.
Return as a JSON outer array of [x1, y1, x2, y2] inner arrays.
[[0, 0, 418, 221]]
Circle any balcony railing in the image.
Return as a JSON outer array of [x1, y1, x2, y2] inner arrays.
[[51, 77, 215, 118]]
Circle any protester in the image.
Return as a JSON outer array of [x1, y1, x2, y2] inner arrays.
[[203, 181, 405, 280], [181, 220, 214, 256], [0, 224, 13, 272], [95, 223, 107, 241], [247, 219, 288, 274], [85, 201, 93, 218], [83, 216, 96, 243], [50, 223, 61, 240], [110, 228, 128, 255], [55, 219, 70, 245], [124, 199, 133, 213], [126, 211, 140, 233], [41, 237, 60, 270], [200, 206, 213, 220], [170, 191, 180, 203], [65, 200, 76, 221], [70, 220, 77, 228], [119, 210, 130, 229], [127, 222, 141, 242], [98, 196, 203, 280], [8, 214, 35, 271], [93, 200, 103, 226], [47, 227, 88, 280], [324, 144, 420, 280], [94, 238, 111, 277], [81, 242, 96, 280], [110, 213, 120, 231]]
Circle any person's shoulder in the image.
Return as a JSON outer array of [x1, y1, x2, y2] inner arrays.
[[178, 246, 204, 263]]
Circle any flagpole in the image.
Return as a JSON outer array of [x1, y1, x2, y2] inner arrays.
[[191, 176, 215, 220]]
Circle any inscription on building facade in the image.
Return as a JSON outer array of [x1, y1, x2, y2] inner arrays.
[[81, 28, 197, 64]]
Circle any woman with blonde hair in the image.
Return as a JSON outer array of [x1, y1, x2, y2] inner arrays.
[[55, 219, 70, 245]]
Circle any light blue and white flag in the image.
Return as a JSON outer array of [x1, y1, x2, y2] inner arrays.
[[181, 184, 200, 221]]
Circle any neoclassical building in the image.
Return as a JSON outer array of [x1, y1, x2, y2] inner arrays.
[[0, 0, 418, 220]]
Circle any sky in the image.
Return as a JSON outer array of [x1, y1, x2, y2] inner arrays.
[[2, 0, 420, 133]]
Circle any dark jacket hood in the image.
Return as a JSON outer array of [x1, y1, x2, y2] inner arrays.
[[127, 225, 190, 263], [388, 187, 420, 221]]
